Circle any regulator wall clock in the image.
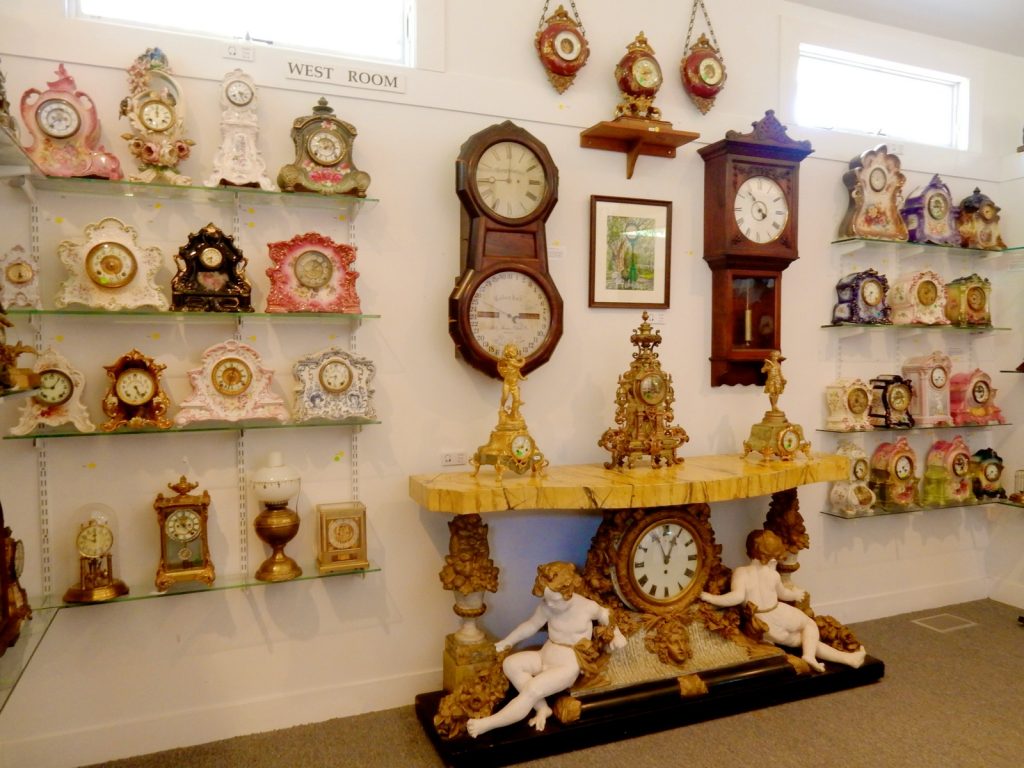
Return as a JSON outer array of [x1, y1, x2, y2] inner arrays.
[[535, 2, 590, 94], [971, 447, 1006, 499], [869, 438, 918, 510], [888, 270, 948, 326], [63, 509, 129, 603], [171, 223, 252, 312], [0, 245, 40, 309], [831, 268, 890, 325], [824, 377, 872, 432], [55, 217, 167, 311], [19, 63, 122, 179], [10, 347, 95, 435], [265, 232, 360, 314], [838, 144, 908, 242], [154, 476, 215, 592], [950, 368, 1004, 426], [957, 187, 1006, 250], [205, 68, 275, 190], [921, 436, 974, 507], [829, 441, 876, 517], [278, 97, 371, 196], [292, 347, 375, 422], [100, 348, 172, 432], [174, 339, 288, 426], [944, 273, 991, 327], [679, 1, 726, 114], [118, 48, 194, 185], [901, 174, 959, 246], [0, 499, 30, 656], [449, 120, 563, 379], [901, 351, 952, 428], [698, 110, 813, 386], [316, 501, 369, 574], [868, 374, 914, 429]]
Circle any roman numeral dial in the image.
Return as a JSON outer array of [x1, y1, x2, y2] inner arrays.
[[733, 175, 789, 244], [474, 140, 548, 221]]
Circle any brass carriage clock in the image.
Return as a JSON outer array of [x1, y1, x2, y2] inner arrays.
[[154, 476, 215, 591]]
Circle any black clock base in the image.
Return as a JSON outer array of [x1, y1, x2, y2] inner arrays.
[[415, 654, 885, 768]]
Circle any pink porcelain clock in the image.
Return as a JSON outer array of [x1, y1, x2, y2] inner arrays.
[[265, 232, 361, 313], [20, 64, 122, 179]]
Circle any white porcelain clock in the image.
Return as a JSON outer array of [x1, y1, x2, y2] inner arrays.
[[175, 339, 288, 426], [265, 232, 361, 313], [292, 347, 376, 422], [901, 351, 952, 428], [10, 347, 95, 435], [829, 440, 876, 516], [888, 270, 948, 326], [0, 245, 40, 309], [204, 69, 275, 191], [825, 377, 872, 431], [55, 217, 167, 311]]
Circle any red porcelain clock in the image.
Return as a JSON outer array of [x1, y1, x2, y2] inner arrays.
[[265, 232, 360, 314], [535, 3, 590, 94]]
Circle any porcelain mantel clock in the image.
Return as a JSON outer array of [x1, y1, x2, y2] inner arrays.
[[278, 98, 370, 196], [698, 110, 812, 386], [205, 68, 274, 190], [171, 223, 252, 312], [449, 120, 563, 379], [292, 347, 376, 422], [100, 349, 172, 432], [11, 347, 95, 435], [266, 232, 360, 314], [0, 245, 40, 309], [838, 144, 908, 242]]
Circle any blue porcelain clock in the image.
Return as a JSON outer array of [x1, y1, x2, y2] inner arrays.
[[901, 174, 959, 246], [292, 347, 376, 422], [831, 268, 890, 324]]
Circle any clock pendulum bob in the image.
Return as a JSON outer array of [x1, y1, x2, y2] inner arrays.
[[251, 452, 302, 582]]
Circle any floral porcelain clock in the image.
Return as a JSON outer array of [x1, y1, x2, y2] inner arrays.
[[265, 232, 360, 313], [278, 97, 371, 196], [831, 268, 890, 325], [292, 347, 375, 422], [119, 48, 194, 184], [944, 274, 991, 327], [901, 174, 959, 246], [55, 217, 167, 311], [0, 245, 40, 309], [869, 437, 918, 510], [950, 369, 1003, 426], [838, 144, 908, 242], [19, 63, 122, 179], [888, 270, 948, 325], [957, 187, 1006, 250], [829, 441, 876, 516], [175, 340, 288, 426], [921, 436, 974, 507], [824, 377, 872, 431], [10, 347, 95, 435], [205, 68, 275, 190]]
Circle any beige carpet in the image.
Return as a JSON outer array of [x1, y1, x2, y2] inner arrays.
[[87, 599, 1024, 768]]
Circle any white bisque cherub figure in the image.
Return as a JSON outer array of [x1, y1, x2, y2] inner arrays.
[[466, 561, 626, 738], [701, 529, 867, 672]]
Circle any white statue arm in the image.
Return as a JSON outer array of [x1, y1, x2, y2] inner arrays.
[[494, 604, 548, 652], [775, 579, 806, 604], [701, 567, 751, 607], [594, 603, 628, 651]]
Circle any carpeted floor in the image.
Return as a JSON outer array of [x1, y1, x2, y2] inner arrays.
[[87, 599, 1024, 768]]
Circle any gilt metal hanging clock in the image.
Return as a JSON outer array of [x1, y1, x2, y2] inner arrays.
[[680, 0, 726, 114], [535, 2, 590, 94]]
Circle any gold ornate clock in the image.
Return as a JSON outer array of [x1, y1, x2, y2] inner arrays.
[[0, 498, 30, 656], [100, 348, 172, 432], [278, 97, 371, 196], [171, 223, 253, 312], [679, 1, 727, 114], [598, 312, 688, 468], [742, 351, 810, 461], [317, 501, 369, 574], [838, 144, 908, 241], [449, 120, 563, 379], [63, 508, 129, 603], [698, 110, 812, 386], [154, 476, 215, 592]]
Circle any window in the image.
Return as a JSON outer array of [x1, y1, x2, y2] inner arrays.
[[794, 44, 969, 150], [75, 0, 416, 66]]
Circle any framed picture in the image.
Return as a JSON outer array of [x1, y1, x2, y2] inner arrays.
[[589, 195, 672, 308]]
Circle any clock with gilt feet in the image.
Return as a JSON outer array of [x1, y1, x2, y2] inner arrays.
[[154, 476, 215, 592], [266, 232, 361, 313], [100, 349, 172, 432]]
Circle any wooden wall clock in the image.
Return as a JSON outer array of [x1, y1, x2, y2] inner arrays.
[[698, 110, 812, 387], [0, 245, 40, 309], [292, 347, 376, 422], [10, 347, 95, 435], [0, 499, 30, 656], [278, 97, 371, 197], [205, 68, 275, 190], [19, 63, 122, 179], [449, 120, 563, 379], [838, 144, 908, 242], [154, 476, 215, 592], [100, 348, 172, 432], [265, 232, 360, 313], [171, 223, 253, 312]]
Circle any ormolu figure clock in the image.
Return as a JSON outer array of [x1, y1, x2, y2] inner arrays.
[[154, 476, 215, 592], [698, 110, 812, 386], [449, 120, 562, 379], [278, 98, 371, 196], [100, 348, 172, 432], [171, 223, 252, 312]]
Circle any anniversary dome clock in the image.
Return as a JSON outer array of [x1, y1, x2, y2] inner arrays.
[[901, 174, 959, 246], [971, 447, 1006, 499], [944, 274, 991, 327], [901, 351, 952, 428], [118, 48, 194, 185], [171, 223, 252, 312], [292, 347, 376, 422], [63, 508, 129, 603], [266, 232, 360, 314], [19, 63, 122, 179], [10, 347, 95, 435], [921, 436, 974, 507], [950, 368, 1004, 426], [831, 268, 890, 325], [838, 144, 908, 242], [869, 438, 918, 510], [829, 441, 876, 517], [0, 498, 30, 656], [957, 187, 1006, 250], [0, 245, 40, 309], [698, 110, 812, 386], [449, 120, 562, 379], [100, 348, 172, 432], [598, 312, 688, 468], [278, 97, 371, 197], [535, 2, 590, 94], [154, 476, 215, 592], [205, 68, 275, 190]]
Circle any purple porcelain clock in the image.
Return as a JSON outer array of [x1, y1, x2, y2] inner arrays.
[[831, 268, 890, 324], [901, 174, 959, 246], [265, 232, 360, 314]]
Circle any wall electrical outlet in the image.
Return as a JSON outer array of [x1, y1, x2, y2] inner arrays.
[[441, 452, 468, 467], [225, 43, 254, 61]]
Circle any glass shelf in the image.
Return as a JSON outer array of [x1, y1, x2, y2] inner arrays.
[[822, 322, 1009, 332], [822, 498, 1020, 519], [0, 607, 59, 715], [830, 237, 1024, 257], [7, 307, 380, 323], [0, 386, 37, 400], [818, 422, 1011, 435], [4, 416, 380, 441]]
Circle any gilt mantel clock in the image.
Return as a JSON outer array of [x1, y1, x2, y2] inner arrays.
[[448, 120, 563, 379], [698, 110, 812, 386]]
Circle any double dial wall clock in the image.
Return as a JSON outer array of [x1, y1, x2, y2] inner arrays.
[[63, 507, 129, 603], [869, 438, 918, 510], [100, 348, 172, 432], [0, 498, 30, 656], [0, 245, 40, 309], [20, 63, 122, 179], [205, 68, 275, 190], [171, 223, 253, 312], [921, 436, 974, 507], [535, 2, 590, 94], [901, 174, 959, 246], [957, 187, 1006, 250], [449, 120, 563, 379], [292, 347, 376, 422], [11, 347, 95, 435], [55, 217, 167, 311], [901, 351, 952, 428], [698, 110, 812, 386], [889, 270, 948, 326], [950, 369, 1004, 426], [154, 476, 215, 592], [175, 339, 288, 426], [829, 441, 876, 517], [266, 232, 361, 314], [944, 274, 991, 327], [317, 501, 369, 574], [118, 48, 194, 184], [278, 97, 371, 196], [838, 144, 908, 242], [831, 268, 890, 325]]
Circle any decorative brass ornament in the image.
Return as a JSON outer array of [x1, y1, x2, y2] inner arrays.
[[680, 1, 727, 114], [742, 351, 810, 460], [535, 2, 590, 94], [153, 476, 215, 592], [598, 312, 688, 469]]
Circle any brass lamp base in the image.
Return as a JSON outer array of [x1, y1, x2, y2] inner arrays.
[[254, 503, 302, 582]]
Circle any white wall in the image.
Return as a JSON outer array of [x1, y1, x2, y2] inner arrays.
[[0, 1, 1022, 765]]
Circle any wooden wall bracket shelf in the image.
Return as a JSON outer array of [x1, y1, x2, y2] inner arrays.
[[580, 118, 699, 179]]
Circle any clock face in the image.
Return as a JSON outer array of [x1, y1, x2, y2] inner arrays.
[[868, 167, 887, 192], [510, 434, 535, 460], [930, 367, 948, 389], [553, 29, 584, 61], [888, 383, 910, 412], [318, 359, 352, 394], [917, 279, 938, 307], [734, 176, 789, 244], [77, 521, 113, 559], [983, 462, 1001, 481], [623, 516, 703, 609], [210, 357, 253, 397], [294, 250, 333, 289], [778, 427, 801, 455], [474, 140, 548, 221], [698, 56, 725, 86], [952, 453, 969, 477], [927, 192, 948, 220], [307, 129, 345, 166], [847, 386, 868, 415], [972, 380, 990, 404], [225, 79, 254, 107], [853, 458, 869, 481], [326, 518, 359, 550], [468, 271, 552, 359], [140, 100, 174, 132], [894, 454, 913, 480], [861, 278, 883, 307], [34, 368, 74, 406], [631, 56, 662, 89], [164, 508, 202, 543], [199, 247, 224, 269], [86, 242, 137, 289], [966, 286, 986, 312], [638, 373, 666, 405], [5, 260, 35, 285], [13, 539, 24, 579], [115, 368, 156, 406], [37, 98, 81, 138]]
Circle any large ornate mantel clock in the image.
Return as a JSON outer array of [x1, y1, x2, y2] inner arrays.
[[698, 110, 813, 386], [171, 223, 252, 312], [277, 97, 371, 196], [838, 144, 908, 242], [154, 476, 215, 592], [449, 120, 563, 379]]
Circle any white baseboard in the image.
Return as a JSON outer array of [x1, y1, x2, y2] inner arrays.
[[987, 580, 1024, 610], [810, 577, 993, 624]]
